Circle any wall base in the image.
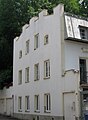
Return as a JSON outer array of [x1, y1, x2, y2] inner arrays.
[[14, 113, 63, 120]]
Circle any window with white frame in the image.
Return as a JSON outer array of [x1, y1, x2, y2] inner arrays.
[[25, 40, 29, 54], [34, 34, 39, 50], [25, 96, 30, 111], [79, 27, 88, 40], [44, 93, 51, 112], [25, 67, 29, 83], [44, 35, 49, 45], [19, 50, 22, 59], [18, 70, 22, 84], [44, 60, 50, 78], [18, 96, 22, 111], [34, 95, 40, 112], [34, 63, 39, 81]]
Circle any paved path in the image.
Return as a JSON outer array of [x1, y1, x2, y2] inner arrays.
[[0, 115, 19, 120]]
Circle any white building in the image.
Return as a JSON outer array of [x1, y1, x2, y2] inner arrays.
[[0, 3, 88, 120]]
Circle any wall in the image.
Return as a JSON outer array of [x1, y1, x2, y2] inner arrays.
[[13, 4, 64, 119], [0, 86, 13, 116]]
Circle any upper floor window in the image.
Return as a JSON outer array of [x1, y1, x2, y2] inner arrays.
[[44, 60, 50, 79], [25, 40, 29, 54], [34, 63, 39, 81], [80, 27, 88, 40], [25, 67, 29, 83], [34, 95, 40, 112], [44, 35, 49, 45], [19, 50, 22, 59], [25, 96, 30, 112], [44, 93, 51, 112], [34, 34, 39, 50], [18, 70, 22, 85]]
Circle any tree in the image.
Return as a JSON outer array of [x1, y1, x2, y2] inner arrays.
[[0, 0, 31, 89], [79, 0, 88, 17], [28, 0, 80, 15]]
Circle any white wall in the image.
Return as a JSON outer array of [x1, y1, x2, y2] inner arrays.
[[65, 41, 88, 71], [13, 4, 64, 116]]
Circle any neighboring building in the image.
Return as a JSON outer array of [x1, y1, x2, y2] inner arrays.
[[0, 3, 88, 120], [0, 87, 13, 116]]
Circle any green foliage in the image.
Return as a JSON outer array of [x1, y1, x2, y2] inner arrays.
[[59, 0, 80, 14], [0, 0, 31, 88], [28, 0, 80, 15], [0, 67, 12, 89], [79, 0, 88, 17]]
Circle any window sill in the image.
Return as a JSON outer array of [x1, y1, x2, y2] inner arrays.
[[44, 43, 48, 45], [44, 110, 51, 113], [25, 81, 29, 83], [18, 83, 22, 85], [25, 110, 30, 112], [19, 57, 22, 59], [34, 79, 39, 81], [25, 52, 29, 55], [44, 76, 50, 80], [34, 110, 40, 113], [18, 109, 22, 112], [34, 48, 38, 50]]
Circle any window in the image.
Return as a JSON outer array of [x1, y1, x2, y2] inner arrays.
[[34, 63, 39, 81], [34, 34, 39, 50], [44, 35, 49, 45], [18, 96, 22, 111], [44, 94, 51, 112], [18, 70, 22, 84], [80, 27, 88, 40], [44, 60, 50, 78], [25, 40, 29, 54], [34, 95, 40, 112], [25, 67, 29, 83], [36, 116, 40, 120], [25, 96, 30, 111], [19, 50, 22, 59], [79, 59, 87, 84]]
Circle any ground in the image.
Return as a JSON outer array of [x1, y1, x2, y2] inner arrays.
[[0, 115, 19, 120]]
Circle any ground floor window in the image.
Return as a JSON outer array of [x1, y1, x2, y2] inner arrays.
[[25, 96, 30, 112], [18, 96, 22, 111], [34, 95, 40, 112], [44, 93, 51, 112]]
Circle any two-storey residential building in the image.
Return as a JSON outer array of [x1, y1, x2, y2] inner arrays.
[[13, 4, 88, 120]]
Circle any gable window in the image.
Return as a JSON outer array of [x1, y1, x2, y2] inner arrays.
[[34, 95, 40, 112], [18, 96, 22, 112], [19, 50, 22, 59], [18, 70, 22, 85], [80, 27, 88, 40], [25, 96, 30, 112], [25, 67, 29, 83], [44, 60, 50, 78], [44, 93, 51, 112], [44, 35, 49, 45], [25, 40, 29, 54], [34, 63, 39, 81], [34, 34, 39, 50]]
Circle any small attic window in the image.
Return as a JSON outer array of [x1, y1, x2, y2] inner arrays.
[[79, 27, 88, 40]]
